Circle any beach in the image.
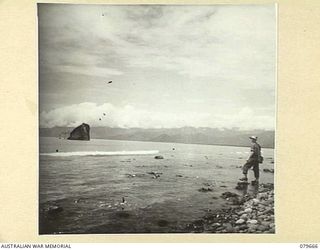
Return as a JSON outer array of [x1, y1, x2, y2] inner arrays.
[[39, 137, 274, 234], [185, 183, 275, 233]]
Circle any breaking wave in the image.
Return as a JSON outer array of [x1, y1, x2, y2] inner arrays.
[[40, 150, 159, 157]]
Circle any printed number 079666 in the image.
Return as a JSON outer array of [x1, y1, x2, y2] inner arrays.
[[300, 244, 318, 248]]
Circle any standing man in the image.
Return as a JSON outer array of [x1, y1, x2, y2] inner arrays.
[[239, 136, 261, 185]]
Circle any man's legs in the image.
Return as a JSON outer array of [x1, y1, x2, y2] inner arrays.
[[252, 162, 260, 181], [241, 160, 253, 181]]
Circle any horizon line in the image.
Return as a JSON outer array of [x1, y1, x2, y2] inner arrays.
[[39, 125, 275, 131]]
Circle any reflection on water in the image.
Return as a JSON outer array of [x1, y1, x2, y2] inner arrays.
[[239, 181, 260, 197]]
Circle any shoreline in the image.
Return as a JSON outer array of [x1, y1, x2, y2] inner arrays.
[[39, 136, 275, 149], [39, 136, 275, 234], [185, 183, 275, 233], [40, 182, 275, 234]]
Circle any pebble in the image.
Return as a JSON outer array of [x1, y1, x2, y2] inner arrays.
[[258, 193, 268, 200], [247, 214, 253, 220], [221, 192, 239, 199], [244, 208, 252, 213], [260, 201, 269, 206], [235, 219, 245, 224], [185, 182, 275, 233], [248, 224, 258, 230], [223, 223, 234, 232], [154, 155, 164, 159], [47, 205, 63, 215], [262, 208, 274, 215], [198, 187, 213, 192], [252, 199, 260, 205], [258, 225, 268, 231], [247, 219, 258, 224], [239, 224, 248, 230], [240, 214, 248, 220], [237, 211, 244, 216]]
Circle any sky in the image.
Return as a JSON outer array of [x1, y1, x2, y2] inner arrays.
[[38, 4, 276, 130]]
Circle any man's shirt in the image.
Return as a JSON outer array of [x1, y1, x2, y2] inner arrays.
[[250, 142, 261, 160]]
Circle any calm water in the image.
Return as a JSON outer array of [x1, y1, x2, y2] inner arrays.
[[39, 137, 274, 234]]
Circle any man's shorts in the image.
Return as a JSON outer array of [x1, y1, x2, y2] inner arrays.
[[242, 158, 260, 178]]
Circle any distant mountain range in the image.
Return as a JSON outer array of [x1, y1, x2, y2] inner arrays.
[[39, 126, 275, 148]]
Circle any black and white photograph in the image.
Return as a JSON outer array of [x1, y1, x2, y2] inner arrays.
[[38, 4, 276, 234]]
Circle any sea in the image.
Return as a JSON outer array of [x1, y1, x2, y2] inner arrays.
[[39, 137, 275, 234]]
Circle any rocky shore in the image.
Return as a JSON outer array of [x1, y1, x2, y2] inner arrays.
[[40, 182, 275, 234], [185, 183, 275, 233]]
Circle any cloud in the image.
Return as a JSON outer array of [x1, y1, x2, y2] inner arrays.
[[39, 5, 276, 84], [38, 5, 276, 130], [40, 102, 274, 130], [53, 65, 123, 77]]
